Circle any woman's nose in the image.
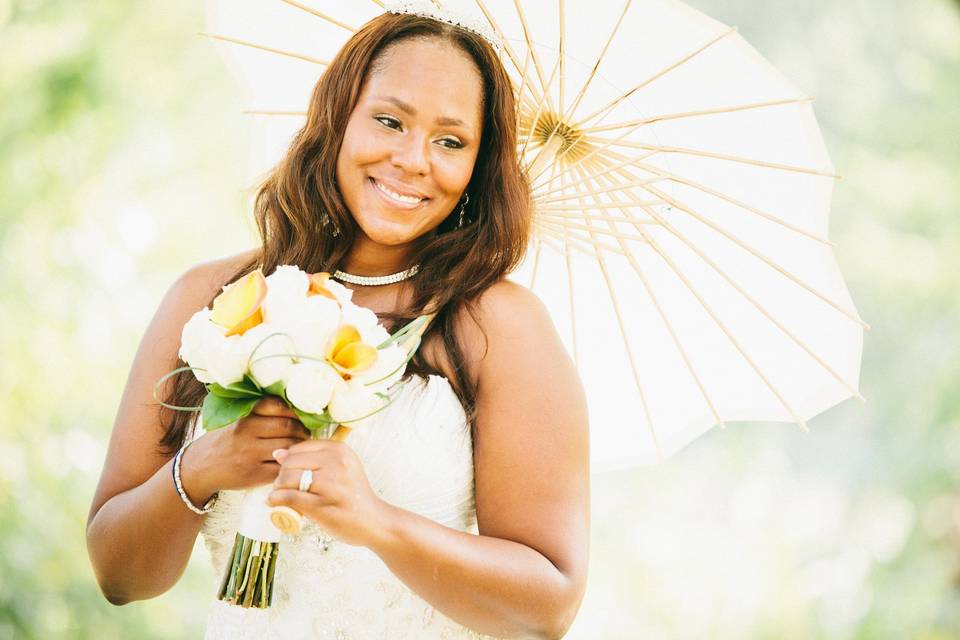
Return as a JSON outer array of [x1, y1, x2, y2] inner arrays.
[[390, 133, 430, 175]]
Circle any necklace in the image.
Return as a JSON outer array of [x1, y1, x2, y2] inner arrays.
[[332, 264, 420, 286]]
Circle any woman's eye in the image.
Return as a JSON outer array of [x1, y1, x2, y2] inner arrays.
[[376, 116, 463, 149], [375, 115, 401, 130]]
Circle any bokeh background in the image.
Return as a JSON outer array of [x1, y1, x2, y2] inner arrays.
[[1, 0, 958, 637]]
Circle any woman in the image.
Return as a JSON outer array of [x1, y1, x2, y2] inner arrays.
[[86, 8, 589, 639]]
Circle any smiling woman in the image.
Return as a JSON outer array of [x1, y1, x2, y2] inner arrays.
[[86, 7, 588, 640], [336, 38, 483, 248]]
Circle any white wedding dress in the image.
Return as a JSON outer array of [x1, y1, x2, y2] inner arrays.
[[196, 374, 497, 639]]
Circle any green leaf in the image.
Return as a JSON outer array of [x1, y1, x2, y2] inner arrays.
[[209, 382, 263, 399], [243, 373, 263, 392], [291, 405, 336, 436], [201, 392, 260, 430], [377, 315, 428, 349], [262, 381, 286, 398]]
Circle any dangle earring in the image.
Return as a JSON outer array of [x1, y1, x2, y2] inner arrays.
[[456, 193, 470, 229], [319, 212, 341, 237]]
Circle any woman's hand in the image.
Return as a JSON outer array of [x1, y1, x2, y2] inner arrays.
[[179, 396, 311, 502], [266, 439, 390, 548]]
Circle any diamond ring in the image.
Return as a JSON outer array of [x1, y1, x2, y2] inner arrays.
[[298, 468, 313, 493]]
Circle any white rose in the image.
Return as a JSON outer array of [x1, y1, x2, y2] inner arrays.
[[205, 334, 251, 387], [352, 344, 408, 394], [323, 278, 353, 305], [283, 361, 345, 415], [242, 322, 296, 388], [286, 295, 341, 361], [328, 381, 385, 428], [179, 308, 226, 384], [340, 302, 390, 347], [262, 265, 309, 326]]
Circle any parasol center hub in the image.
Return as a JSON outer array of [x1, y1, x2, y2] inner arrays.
[[531, 112, 587, 164]]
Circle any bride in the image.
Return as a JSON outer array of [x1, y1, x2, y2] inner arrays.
[[86, 6, 589, 639]]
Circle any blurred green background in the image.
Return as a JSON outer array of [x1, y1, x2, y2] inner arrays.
[[1, 0, 957, 638]]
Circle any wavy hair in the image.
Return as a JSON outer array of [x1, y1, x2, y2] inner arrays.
[[158, 12, 531, 455]]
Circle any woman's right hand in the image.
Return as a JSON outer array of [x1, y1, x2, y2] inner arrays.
[[179, 396, 311, 502]]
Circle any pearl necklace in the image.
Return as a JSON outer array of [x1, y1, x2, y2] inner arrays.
[[332, 264, 420, 286]]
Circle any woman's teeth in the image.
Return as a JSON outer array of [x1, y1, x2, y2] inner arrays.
[[372, 179, 423, 205]]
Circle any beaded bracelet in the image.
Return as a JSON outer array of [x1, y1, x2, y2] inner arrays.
[[172, 442, 218, 515]]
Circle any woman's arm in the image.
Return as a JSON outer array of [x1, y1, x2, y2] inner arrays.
[[85, 251, 255, 604], [373, 281, 590, 638], [369, 281, 590, 639], [262, 279, 591, 636]]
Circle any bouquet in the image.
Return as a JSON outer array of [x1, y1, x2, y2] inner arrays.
[[157, 264, 431, 608]]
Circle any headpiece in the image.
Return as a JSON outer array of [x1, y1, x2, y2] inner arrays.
[[383, 0, 504, 53]]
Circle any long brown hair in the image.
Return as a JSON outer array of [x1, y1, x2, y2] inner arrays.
[[159, 12, 531, 456]]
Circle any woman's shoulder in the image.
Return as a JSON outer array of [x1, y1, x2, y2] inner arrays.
[[450, 278, 560, 385], [470, 278, 554, 337], [171, 249, 259, 306], [159, 248, 261, 323], [179, 247, 260, 292]]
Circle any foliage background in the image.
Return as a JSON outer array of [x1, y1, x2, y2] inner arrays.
[[0, 0, 957, 637]]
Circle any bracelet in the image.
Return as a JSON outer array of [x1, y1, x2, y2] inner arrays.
[[173, 442, 218, 515]]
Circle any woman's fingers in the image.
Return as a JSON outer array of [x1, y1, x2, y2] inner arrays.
[[251, 395, 297, 418], [258, 438, 307, 462], [248, 415, 310, 439]]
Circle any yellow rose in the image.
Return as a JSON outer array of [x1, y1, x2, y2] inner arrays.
[[326, 325, 377, 378], [210, 268, 267, 336]]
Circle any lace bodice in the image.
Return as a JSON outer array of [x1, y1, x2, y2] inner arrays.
[[196, 374, 497, 639]]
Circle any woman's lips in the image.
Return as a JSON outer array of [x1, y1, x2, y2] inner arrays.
[[368, 177, 429, 210]]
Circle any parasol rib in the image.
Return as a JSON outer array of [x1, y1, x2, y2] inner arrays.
[[536, 226, 629, 257], [535, 152, 664, 199], [277, 0, 357, 32], [559, 0, 565, 110], [473, 0, 547, 106], [549, 161, 581, 364], [520, 55, 563, 165], [583, 136, 841, 179], [515, 47, 533, 136], [540, 211, 658, 225], [197, 32, 329, 65], [572, 165, 728, 441], [242, 110, 307, 116], [561, 169, 663, 461], [528, 238, 544, 289], [562, 0, 633, 123], [540, 198, 668, 211], [538, 174, 666, 204], [530, 112, 656, 191], [583, 167, 811, 431], [608, 160, 868, 328], [539, 218, 651, 244], [504, 0, 551, 109], [622, 155, 835, 246], [582, 97, 814, 134], [572, 27, 738, 130], [589, 159, 865, 399]]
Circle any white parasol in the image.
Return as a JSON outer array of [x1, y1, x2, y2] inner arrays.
[[200, 0, 866, 471]]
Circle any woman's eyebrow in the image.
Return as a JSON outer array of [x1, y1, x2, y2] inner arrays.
[[374, 95, 468, 129]]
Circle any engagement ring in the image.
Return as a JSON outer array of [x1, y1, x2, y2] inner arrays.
[[298, 469, 313, 493]]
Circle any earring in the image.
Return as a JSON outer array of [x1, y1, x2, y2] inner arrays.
[[319, 213, 341, 237], [456, 193, 470, 229]]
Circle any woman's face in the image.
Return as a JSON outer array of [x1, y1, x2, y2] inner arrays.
[[336, 37, 484, 248]]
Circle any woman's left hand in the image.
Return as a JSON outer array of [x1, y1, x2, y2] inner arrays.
[[267, 439, 390, 548]]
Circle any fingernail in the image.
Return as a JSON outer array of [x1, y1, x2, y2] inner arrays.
[[272, 449, 287, 462]]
